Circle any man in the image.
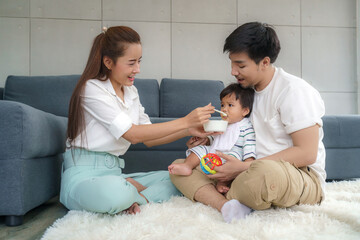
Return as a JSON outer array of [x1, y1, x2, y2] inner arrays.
[[170, 22, 325, 223]]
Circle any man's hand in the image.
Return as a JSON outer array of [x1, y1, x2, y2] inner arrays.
[[208, 152, 251, 182]]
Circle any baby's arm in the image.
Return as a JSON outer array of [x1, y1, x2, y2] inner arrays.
[[244, 157, 255, 162]]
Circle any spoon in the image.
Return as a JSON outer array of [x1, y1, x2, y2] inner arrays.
[[214, 109, 227, 117]]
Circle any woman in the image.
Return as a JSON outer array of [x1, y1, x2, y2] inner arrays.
[[60, 26, 214, 215]]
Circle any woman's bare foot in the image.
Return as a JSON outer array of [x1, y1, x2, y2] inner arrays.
[[168, 163, 192, 176], [124, 202, 141, 215], [126, 178, 149, 203]]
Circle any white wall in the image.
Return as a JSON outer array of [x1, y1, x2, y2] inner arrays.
[[0, 0, 357, 115]]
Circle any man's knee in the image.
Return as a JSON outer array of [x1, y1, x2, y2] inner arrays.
[[169, 159, 185, 184], [171, 158, 185, 165], [229, 160, 288, 210], [169, 159, 214, 201]]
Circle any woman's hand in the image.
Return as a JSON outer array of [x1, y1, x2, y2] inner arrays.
[[208, 151, 252, 182], [186, 136, 209, 149], [188, 126, 218, 139], [185, 103, 214, 128]]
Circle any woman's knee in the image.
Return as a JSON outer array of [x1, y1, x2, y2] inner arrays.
[[69, 176, 145, 214], [97, 183, 142, 213]]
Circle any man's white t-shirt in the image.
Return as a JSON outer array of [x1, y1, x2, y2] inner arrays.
[[250, 67, 326, 193], [70, 78, 151, 156]]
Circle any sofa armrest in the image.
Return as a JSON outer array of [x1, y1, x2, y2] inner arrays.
[[0, 101, 67, 160], [323, 115, 360, 180]]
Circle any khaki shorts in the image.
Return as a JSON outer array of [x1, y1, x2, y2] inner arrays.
[[170, 159, 323, 210]]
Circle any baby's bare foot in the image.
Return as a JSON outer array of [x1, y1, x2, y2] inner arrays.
[[168, 163, 192, 176]]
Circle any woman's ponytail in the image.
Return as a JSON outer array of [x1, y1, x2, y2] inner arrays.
[[67, 26, 141, 147]]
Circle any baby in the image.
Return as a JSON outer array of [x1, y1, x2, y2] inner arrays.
[[168, 83, 256, 193]]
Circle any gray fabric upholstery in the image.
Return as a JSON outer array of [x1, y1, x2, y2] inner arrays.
[[134, 79, 159, 117], [4, 75, 79, 117], [0, 101, 67, 160], [0, 100, 66, 223], [0, 156, 62, 216], [160, 78, 224, 118], [322, 115, 360, 180]]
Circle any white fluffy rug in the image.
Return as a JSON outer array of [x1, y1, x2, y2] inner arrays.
[[42, 179, 360, 240]]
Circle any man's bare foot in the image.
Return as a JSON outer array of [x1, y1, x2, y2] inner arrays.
[[168, 163, 192, 176], [124, 202, 141, 215]]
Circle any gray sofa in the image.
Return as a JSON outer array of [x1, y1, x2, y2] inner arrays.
[[0, 75, 359, 226]]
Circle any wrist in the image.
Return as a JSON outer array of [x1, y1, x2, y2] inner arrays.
[[180, 116, 191, 129], [185, 128, 191, 137], [240, 161, 252, 172]]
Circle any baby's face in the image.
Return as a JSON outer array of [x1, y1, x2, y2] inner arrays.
[[220, 93, 249, 124]]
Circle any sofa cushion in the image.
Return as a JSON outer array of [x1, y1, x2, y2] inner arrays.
[[133, 78, 159, 117], [160, 78, 224, 118], [4, 75, 79, 117]]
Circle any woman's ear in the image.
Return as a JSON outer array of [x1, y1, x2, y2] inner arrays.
[[103, 56, 113, 70]]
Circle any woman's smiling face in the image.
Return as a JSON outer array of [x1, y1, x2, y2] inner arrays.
[[107, 43, 142, 89]]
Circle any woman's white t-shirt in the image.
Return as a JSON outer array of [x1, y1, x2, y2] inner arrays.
[[70, 78, 151, 156], [250, 67, 326, 193]]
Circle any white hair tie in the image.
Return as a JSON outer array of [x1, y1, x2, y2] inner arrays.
[[102, 26, 108, 33]]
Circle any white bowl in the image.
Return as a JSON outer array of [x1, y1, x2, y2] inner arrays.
[[203, 120, 228, 132]]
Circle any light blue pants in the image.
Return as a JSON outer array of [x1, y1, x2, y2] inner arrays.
[[60, 149, 181, 214]]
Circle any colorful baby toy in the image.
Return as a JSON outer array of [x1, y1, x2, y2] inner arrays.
[[200, 153, 223, 175]]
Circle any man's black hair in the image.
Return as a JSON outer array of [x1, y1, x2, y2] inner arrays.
[[220, 83, 255, 118], [223, 22, 281, 64]]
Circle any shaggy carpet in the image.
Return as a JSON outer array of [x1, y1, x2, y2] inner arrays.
[[42, 179, 360, 240]]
